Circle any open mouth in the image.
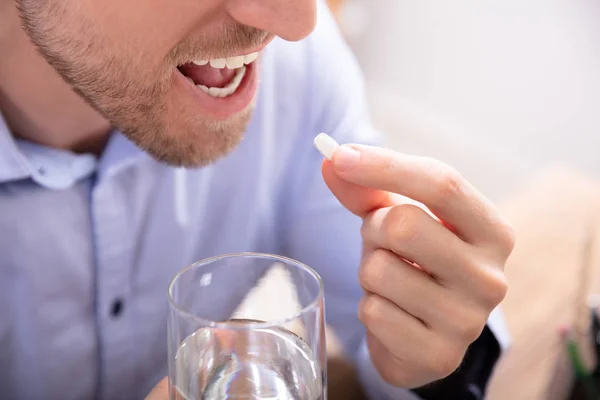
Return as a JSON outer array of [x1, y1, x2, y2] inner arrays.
[[177, 52, 259, 98]]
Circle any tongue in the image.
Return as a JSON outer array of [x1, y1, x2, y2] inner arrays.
[[179, 63, 237, 88]]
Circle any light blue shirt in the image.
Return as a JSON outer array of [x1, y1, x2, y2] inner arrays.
[[0, 3, 506, 400]]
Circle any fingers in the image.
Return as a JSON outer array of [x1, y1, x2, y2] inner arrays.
[[321, 159, 394, 218], [358, 292, 430, 358], [358, 293, 463, 388], [366, 332, 464, 389], [359, 249, 446, 325], [361, 205, 472, 280], [361, 206, 509, 307], [320, 139, 514, 389], [358, 251, 492, 388], [328, 144, 515, 256], [358, 249, 490, 341]]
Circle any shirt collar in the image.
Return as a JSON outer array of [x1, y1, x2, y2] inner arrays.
[[0, 113, 32, 183], [0, 112, 148, 189]]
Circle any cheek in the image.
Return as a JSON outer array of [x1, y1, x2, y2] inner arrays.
[[80, 0, 221, 65]]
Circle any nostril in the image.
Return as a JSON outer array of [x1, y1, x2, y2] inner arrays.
[[226, 0, 317, 43]]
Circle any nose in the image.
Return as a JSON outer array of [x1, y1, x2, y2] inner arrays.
[[226, 0, 317, 42]]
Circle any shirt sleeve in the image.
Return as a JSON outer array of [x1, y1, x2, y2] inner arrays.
[[279, 2, 509, 399]]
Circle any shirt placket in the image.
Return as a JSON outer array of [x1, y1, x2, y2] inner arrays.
[[91, 172, 135, 400]]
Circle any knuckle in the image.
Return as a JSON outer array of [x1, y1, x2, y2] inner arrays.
[[378, 364, 409, 387], [456, 310, 487, 343], [498, 221, 517, 255], [383, 205, 421, 242], [358, 294, 387, 327], [360, 220, 370, 240], [465, 259, 509, 308], [483, 271, 509, 307], [427, 159, 464, 202], [437, 349, 463, 378], [359, 249, 392, 291], [429, 341, 464, 378], [381, 151, 399, 176]]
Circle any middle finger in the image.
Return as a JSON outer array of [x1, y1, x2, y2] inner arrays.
[[361, 204, 472, 283]]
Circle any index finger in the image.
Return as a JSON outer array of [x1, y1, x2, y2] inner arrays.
[[330, 143, 512, 250]]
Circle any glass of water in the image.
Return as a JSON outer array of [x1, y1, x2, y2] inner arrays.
[[167, 253, 327, 400]]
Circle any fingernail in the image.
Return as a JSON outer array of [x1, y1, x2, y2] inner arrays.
[[333, 145, 360, 171]]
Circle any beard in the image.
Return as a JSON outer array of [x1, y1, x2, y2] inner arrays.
[[16, 0, 270, 167]]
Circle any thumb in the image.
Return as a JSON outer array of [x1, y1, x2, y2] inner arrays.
[[145, 377, 170, 400], [321, 157, 392, 218], [321, 144, 448, 228]]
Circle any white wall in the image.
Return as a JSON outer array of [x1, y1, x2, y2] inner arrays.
[[341, 0, 600, 200]]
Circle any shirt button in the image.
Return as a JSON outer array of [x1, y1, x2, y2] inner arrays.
[[110, 298, 125, 318]]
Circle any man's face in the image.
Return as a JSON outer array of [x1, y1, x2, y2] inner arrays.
[[16, 0, 316, 167]]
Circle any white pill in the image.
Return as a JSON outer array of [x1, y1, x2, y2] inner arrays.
[[313, 133, 339, 160]]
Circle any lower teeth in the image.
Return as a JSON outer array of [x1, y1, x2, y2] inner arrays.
[[194, 66, 247, 99]]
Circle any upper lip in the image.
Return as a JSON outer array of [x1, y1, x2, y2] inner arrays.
[[237, 36, 275, 57], [180, 35, 275, 65]]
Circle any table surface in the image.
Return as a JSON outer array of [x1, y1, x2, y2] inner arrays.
[[325, 167, 600, 400], [486, 167, 600, 400], [241, 167, 600, 400]]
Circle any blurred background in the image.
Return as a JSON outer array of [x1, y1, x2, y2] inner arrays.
[[320, 2, 600, 398], [328, 0, 600, 201]]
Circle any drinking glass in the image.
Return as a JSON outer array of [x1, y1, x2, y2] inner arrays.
[[168, 253, 327, 400]]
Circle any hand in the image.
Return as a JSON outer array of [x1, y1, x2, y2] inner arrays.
[[322, 144, 514, 389], [145, 377, 169, 400]]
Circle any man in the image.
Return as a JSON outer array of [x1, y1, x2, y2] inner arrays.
[[0, 0, 514, 399]]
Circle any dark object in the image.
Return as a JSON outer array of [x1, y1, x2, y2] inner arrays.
[[110, 298, 124, 317], [568, 370, 600, 400], [567, 306, 600, 400], [327, 355, 368, 400], [411, 326, 500, 400], [591, 307, 600, 366]]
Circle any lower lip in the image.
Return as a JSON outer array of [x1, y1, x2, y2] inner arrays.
[[173, 62, 258, 120]]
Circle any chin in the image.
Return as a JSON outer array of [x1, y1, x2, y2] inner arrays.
[[127, 99, 255, 168]]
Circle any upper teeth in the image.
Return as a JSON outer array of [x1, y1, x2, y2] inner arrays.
[[192, 52, 259, 69]]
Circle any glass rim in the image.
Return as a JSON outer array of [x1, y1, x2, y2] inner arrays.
[[167, 252, 325, 330]]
